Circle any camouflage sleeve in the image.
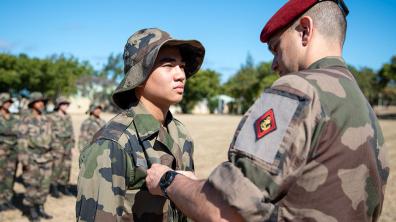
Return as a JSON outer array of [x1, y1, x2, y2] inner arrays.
[[207, 74, 322, 221], [187, 133, 194, 172], [0, 117, 17, 136], [49, 115, 62, 151], [68, 115, 76, 147], [76, 139, 129, 222], [0, 123, 11, 136], [175, 118, 195, 172], [17, 117, 29, 152], [11, 115, 20, 135], [78, 121, 90, 151]]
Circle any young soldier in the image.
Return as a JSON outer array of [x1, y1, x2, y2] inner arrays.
[[76, 28, 205, 221], [0, 93, 18, 211], [146, 1, 389, 221], [18, 92, 54, 221], [49, 96, 75, 197], [78, 102, 106, 151]]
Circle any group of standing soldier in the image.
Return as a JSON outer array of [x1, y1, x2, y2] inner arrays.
[[0, 91, 106, 222]]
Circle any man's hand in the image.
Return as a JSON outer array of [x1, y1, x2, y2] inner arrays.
[[146, 163, 172, 196]]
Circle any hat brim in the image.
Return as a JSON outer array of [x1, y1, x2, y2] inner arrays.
[[54, 101, 70, 110], [2, 99, 14, 104], [160, 39, 205, 78], [28, 99, 48, 108], [86, 105, 103, 114], [112, 38, 205, 110]]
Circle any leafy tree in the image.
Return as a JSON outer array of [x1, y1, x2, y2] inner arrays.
[[257, 62, 278, 92], [97, 53, 123, 83], [378, 56, 396, 88], [382, 86, 396, 106], [179, 69, 221, 113], [207, 97, 219, 114], [223, 59, 278, 114], [223, 66, 259, 113], [0, 53, 93, 99], [0, 54, 21, 92], [349, 65, 379, 105]]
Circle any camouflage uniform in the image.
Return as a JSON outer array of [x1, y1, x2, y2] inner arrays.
[[17, 93, 54, 208], [77, 102, 195, 221], [76, 28, 205, 221], [49, 97, 75, 188], [0, 93, 19, 207], [207, 57, 389, 222], [78, 106, 106, 151]]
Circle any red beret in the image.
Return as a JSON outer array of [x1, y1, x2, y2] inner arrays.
[[260, 0, 318, 43]]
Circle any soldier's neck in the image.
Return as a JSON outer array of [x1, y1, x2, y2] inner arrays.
[[57, 109, 66, 116], [0, 108, 10, 119], [139, 97, 169, 125], [32, 109, 42, 118], [91, 114, 100, 119]]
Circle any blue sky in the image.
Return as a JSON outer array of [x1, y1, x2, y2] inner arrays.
[[1, 0, 396, 82]]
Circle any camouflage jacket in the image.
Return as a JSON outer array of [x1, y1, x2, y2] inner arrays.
[[0, 112, 19, 148], [76, 102, 194, 222], [49, 111, 75, 151], [78, 115, 106, 150], [17, 112, 54, 163], [208, 57, 389, 222]]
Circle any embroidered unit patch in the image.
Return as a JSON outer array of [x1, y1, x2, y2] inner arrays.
[[255, 108, 277, 140]]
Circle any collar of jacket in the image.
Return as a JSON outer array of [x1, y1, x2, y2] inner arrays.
[[308, 56, 347, 70], [89, 115, 101, 122], [129, 102, 173, 141]]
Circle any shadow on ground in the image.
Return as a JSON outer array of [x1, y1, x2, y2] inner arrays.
[[3, 179, 78, 218], [378, 113, 396, 120]]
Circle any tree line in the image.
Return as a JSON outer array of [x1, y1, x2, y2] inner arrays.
[[0, 52, 395, 114]]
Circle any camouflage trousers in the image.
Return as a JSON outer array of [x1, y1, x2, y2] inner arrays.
[[0, 144, 18, 204], [51, 140, 73, 186], [22, 153, 53, 207]]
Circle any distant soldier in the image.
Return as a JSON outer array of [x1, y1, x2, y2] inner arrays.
[[78, 102, 106, 151], [18, 92, 53, 221], [49, 96, 75, 197], [0, 93, 19, 211]]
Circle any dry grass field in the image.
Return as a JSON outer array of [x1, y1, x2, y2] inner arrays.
[[1, 113, 395, 221]]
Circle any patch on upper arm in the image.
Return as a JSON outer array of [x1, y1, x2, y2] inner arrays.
[[234, 91, 299, 164], [254, 108, 277, 140]]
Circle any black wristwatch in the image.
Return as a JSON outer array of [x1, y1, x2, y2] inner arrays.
[[159, 170, 179, 199]]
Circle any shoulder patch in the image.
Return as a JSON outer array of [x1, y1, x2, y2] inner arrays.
[[255, 108, 277, 140], [233, 91, 300, 164]]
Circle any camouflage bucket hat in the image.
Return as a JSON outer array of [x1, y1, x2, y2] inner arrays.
[[0, 93, 13, 107], [112, 28, 205, 109], [86, 102, 103, 114], [28, 92, 48, 108], [54, 96, 70, 110]]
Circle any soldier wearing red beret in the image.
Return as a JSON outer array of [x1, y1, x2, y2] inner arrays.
[[145, 1, 389, 221]]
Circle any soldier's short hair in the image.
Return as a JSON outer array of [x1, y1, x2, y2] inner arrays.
[[293, 1, 347, 45]]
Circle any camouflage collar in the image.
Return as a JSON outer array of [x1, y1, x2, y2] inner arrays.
[[89, 115, 101, 121], [129, 102, 173, 140], [308, 56, 347, 70]]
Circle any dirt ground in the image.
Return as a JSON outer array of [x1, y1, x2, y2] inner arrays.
[[1, 113, 395, 222]]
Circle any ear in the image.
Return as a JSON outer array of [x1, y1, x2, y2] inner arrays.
[[298, 16, 314, 47]]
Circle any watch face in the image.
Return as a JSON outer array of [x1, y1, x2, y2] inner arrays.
[[165, 171, 173, 181], [160, 171, 177, 189], [160, 171, 171, 187], [160, 171, 179, 198]]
